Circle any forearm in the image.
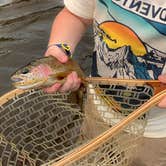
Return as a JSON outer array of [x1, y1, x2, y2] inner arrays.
[[48, 7, 92, 53], [45, 7, 92, 93]]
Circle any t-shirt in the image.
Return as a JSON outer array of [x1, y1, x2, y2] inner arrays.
[[65, 0, 166, 78], [64, 0, 166, 138]]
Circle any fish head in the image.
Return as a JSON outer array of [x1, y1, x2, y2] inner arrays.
[[11, 62, 53, 89], [11, 56, 83, 90]]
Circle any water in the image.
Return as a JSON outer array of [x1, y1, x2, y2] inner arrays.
[[0, 1, 62, 95]]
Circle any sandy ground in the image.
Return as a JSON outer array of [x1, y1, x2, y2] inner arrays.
[[0, 1, 165, 166]]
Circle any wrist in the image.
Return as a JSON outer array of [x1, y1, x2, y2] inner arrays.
[[47, 43, 72, 58]]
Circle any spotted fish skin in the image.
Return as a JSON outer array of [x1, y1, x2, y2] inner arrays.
[[11, 56, 85, 90]]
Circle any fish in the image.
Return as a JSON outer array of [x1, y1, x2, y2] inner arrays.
[[11, 56, 164, 114], [11, 56, 85, 90]]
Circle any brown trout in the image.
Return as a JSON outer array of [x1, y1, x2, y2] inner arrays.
[[11, 56, 85, 90]]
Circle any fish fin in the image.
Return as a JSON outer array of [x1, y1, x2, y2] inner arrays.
[[30, 56, 53, 66], [47, 76, 67, 85], [48, 71, 72, 86], [49, 71, 72, 80]]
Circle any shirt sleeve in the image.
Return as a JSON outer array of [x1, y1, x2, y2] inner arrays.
[[64, 0, 95, 19]]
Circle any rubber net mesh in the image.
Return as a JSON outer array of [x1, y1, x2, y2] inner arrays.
[[0, 81, 154, 166]]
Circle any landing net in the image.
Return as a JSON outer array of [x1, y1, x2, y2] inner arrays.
[[0, 80, 153, 166]]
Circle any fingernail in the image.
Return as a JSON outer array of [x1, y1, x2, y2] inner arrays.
[[158, 100, 166, 108], [43, 89, 53, 94], [158, 74, 166, 81], [59, 88, 66, 93], [60, 55, 68, 63]]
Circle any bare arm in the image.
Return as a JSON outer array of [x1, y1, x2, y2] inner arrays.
[[48, 7, 92, 53], [44, 7, 92, 93]]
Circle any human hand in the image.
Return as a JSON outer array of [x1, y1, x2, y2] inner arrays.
[[44, 45, 81, 93], [158, 74, 166, 108]]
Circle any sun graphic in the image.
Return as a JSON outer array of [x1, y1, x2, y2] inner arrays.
[[98, 21, 147, 56]]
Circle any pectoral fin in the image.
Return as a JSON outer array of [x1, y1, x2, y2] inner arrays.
[[49, 71, 72, 80], [48, 71, 72, 85]]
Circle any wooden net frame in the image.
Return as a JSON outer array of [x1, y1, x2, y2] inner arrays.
[[0, 79, 165, 166]]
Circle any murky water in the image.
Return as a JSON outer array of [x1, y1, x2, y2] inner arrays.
[[0, 0, 93, 96]]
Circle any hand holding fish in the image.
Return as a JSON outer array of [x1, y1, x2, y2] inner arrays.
[[11, 45, 84, 92], [158, 74, 166, 108], [45, 43, 69, 63], [44, 45, 81, 93], [11, 45, 166, 109]]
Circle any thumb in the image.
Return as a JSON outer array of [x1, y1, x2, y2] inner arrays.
[[158, 74, 166, 83], [45, 46, 69, 63]]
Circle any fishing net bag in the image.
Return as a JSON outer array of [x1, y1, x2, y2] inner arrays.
[[0, 80, 153, 166]]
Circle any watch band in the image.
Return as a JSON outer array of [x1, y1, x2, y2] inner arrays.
[[48, 43, 72, 58]]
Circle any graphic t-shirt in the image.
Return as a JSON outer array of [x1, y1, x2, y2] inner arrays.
[[92, 0, 166, 80], [64, 0, 166, 138], [65, 0, 166, 79]]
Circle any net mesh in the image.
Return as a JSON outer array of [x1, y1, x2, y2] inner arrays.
[[0, 81, 153, 166], [0, 90, 84, 166]]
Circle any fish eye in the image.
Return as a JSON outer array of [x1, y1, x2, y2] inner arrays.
[[21, 68, 29, 74]]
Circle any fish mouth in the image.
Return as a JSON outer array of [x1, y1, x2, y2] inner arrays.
[[11, 77, 23, 83], [11, 76, 25, 88], [12, 80, 46, 90]]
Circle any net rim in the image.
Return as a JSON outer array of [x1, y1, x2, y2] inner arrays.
[[0, 88, 25, 106], [0, 79, 162, 106]]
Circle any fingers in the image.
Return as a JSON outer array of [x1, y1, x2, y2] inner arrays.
[[45, 45, 68, 63], [158, 97, 166, 108], [59, 71, 81, 92], [158, 74, 166, 108], [43, 72, 81, 93], [44, 83, 61, 93], [44, 46, 81, 93], [158, 74, 166, 83]]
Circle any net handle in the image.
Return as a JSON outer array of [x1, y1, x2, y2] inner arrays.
[[0, 78, 164, 106], [84, 78, 166, 95], [51, 89, 166, 166]]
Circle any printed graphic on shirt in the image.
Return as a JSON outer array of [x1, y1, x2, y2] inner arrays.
[[112, 0, 166, 24], [92, 0, 166, 79]]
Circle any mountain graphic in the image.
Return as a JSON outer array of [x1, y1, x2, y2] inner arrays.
[[96, 43, 165, 80]]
